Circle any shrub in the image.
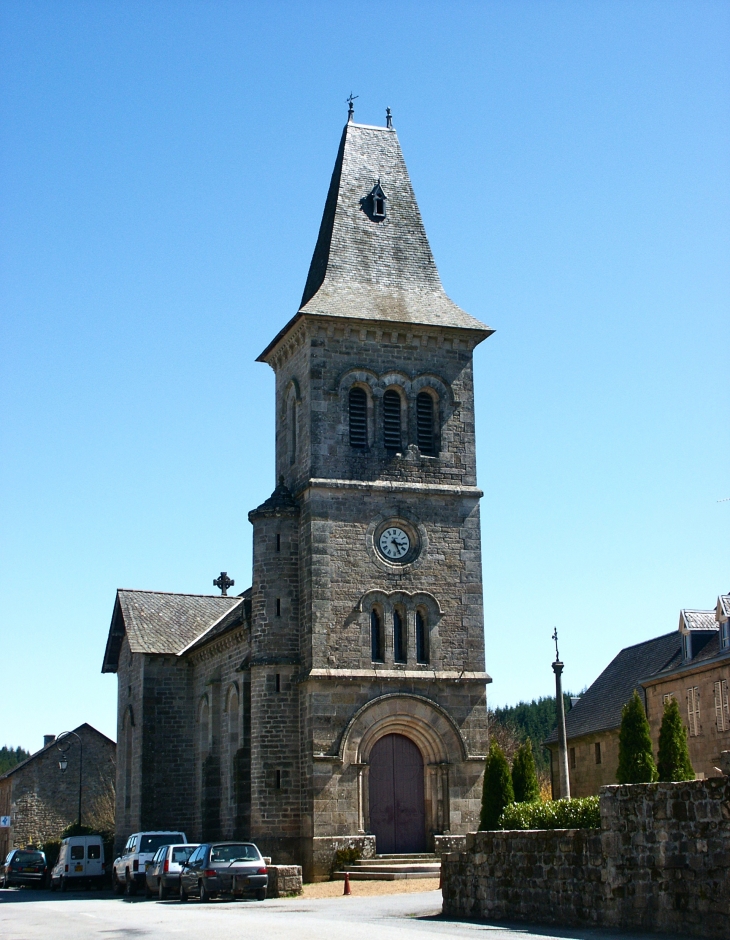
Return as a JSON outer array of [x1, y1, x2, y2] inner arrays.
[[498, 796, 600, 830], [617, 690, 657, 784], [480, 741, 514, 830], [511, 739, 540, 803], [657, 696, 694, 782], [332, 845, 362, 873]]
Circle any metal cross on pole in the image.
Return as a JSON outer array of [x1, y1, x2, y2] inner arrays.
[[346, 92, 358, 122], [551, 628, 571, 799], [213, 572, 234, 596]]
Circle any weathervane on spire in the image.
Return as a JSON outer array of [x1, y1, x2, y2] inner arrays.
[[346, 92, 358, 122]]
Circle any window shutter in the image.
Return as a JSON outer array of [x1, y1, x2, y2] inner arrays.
[[715, 682, 725, 733], [687, 686, 700, 736], [724, 680, 730, 730]]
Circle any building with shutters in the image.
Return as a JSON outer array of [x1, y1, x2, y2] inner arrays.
[[545, 592, 730, 796], [102, 108, 493, 879]]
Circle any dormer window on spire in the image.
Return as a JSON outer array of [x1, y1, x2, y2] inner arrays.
[[370, 182, 387, 219]]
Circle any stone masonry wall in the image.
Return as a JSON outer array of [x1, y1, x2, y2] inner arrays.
[[0, 726, 116, 853], [442, 777, 730, 939]]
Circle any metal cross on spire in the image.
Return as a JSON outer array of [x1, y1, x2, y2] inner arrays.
[[552, 627, 560, 663], [213, 571, 234, 596], [346, 92, 358, 122]]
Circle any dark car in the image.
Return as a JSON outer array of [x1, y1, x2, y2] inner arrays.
[[179, 842, 267, 902], [1, 849, 47, 888]]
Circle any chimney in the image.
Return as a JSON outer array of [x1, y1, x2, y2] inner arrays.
[[43, 735, 56, 747]]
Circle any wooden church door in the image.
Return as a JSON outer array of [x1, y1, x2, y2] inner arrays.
[[368, 733, 426, 854]]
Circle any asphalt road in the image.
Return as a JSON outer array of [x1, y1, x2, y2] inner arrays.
[[0, 886, 689, 940]]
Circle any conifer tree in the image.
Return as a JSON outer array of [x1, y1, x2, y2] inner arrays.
[[511, 739, 540, 802], [617, 690, 658, 784], [657, 696, 694, 782], [480, 741, 514, 830]]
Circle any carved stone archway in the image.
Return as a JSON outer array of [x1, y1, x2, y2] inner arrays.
[[339, 693, 466, 843]]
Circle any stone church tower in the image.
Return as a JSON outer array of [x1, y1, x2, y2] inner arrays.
[[103, 110, 492, 880]]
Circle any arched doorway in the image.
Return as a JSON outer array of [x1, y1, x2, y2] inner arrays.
[[368, 733, 426, 854]]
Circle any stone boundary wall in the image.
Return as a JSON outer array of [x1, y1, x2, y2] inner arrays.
[[442, 777, 730, 939], [267, 864, 302, 897]]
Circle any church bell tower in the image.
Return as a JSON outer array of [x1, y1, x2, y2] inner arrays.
[[249, 108, 493, 879]]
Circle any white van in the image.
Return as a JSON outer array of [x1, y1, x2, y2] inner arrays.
[[50, 835, 105, 890]]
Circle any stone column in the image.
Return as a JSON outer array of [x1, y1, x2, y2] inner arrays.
[[552, 660, 571, 799]]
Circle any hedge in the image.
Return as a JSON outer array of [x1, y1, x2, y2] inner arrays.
[[497, 796, 600, 830]]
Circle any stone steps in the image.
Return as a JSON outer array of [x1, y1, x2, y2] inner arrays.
[[332, 853, 441, 881]]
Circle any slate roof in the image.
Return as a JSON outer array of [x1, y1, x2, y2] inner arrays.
[[101, 590, 244, 672], [679, 609, 718, 631], [544, 632, 682, 744], [717, 595, 730, 618], [248, 480, 298, 520], [258, 120, 493, 361], [0, 724, 115, 781]]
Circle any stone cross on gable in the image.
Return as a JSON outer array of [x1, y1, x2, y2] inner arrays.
[[213, 571, 234, 596]]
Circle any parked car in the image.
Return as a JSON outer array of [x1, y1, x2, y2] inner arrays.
[[113, 831, 186, 895], [50, 835, 105, 891], [1, 848, 47, 888], [179, 842, 267, 902], [144, 843, 198, 899]]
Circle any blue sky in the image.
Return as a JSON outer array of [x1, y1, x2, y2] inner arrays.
[[1, 1, 728, 751]]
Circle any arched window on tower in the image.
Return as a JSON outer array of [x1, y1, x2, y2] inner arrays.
[[370, 608, 384, 663], [349, 387, 368, 448], [383, 390, 402, 451], [289, 396, 298, 465], [416, 609, 429, 664], [226, 687, 239, 807], [393, 607, 407, 664], [416, 392, 437, 456]]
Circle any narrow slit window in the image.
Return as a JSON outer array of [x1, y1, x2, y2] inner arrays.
[[349, 387, 368, 448], [370, 609, 384, 663], [275, 769, 281, 790], [276, 533, 281, 552], [393, 609, 406, 664], [383, 390, 402, 450], [289, 399, 297, 465], [595, 742, 601, 765], [416, 610, 429, 664], [275, 598, 281, 617], [275, 673, 281, 693], [569, 747, 576, 770], [416, 392, 437, 456]]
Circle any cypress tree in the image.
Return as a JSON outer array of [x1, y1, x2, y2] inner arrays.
[[617, 689, 658, 784], [657, 696, 694, 782], [511, 739, 540, 802], [480, 741, 514, 830]]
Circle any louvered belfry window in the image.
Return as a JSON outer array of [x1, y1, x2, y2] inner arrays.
[[383, 390, 402, 450], [349, 387, 368, 448], [416, 392, 436, 455]]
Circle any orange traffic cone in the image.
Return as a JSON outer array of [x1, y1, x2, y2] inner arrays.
[[343, 871, 352, 896]]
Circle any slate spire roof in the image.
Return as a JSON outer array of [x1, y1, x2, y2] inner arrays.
[[258, 119, 492, 361]]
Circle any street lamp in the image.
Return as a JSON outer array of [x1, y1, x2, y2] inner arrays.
[[56, 731, 83, 829]]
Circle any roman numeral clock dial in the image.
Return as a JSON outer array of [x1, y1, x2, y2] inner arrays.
[[378, 527, 411, 560]]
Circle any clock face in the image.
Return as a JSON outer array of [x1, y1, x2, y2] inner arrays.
[[378, 526, 411, 561]]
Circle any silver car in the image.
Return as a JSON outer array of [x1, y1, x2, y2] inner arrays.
[[144, 843, 198, 899]]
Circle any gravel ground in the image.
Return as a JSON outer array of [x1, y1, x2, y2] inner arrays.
[[299, 878, 441, 898]]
